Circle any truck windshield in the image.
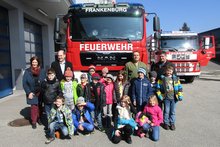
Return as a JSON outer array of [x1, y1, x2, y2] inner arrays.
[[160, 36, 199, 51], [70, 16, 143, 41]]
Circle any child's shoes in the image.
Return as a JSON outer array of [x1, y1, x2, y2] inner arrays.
[[139, 133, 145, 138], [45, 137, 55, 144]]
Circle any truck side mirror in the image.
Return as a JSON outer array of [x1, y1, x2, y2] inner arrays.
[[153, 16, 160, 32], [154, 32, 161, 40], [54, 17, 61, 41]]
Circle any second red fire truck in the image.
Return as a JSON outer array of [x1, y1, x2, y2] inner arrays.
[[149, 31, 216, 83]]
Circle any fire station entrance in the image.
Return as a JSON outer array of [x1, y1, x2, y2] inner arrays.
[[24, 18, 43, 68], [0, 6, 12, 98]]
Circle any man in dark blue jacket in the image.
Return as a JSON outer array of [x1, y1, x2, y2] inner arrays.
[[132, 68, 153, 111]]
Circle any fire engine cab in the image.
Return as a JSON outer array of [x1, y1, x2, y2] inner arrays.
[[54, 2, 160, 79], [149, 31, 216, 83]]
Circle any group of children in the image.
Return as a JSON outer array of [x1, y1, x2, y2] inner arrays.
[[37, 64, 183, 144]]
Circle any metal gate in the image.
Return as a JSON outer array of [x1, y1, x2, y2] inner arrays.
[[0, 6, 12, 98], [24, 19, 43, 68]]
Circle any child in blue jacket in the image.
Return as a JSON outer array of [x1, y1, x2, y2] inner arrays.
[[72, 97, 95, 135], [132, 67, 153, 111]]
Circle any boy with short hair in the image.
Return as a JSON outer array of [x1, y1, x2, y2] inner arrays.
[[45, 96, 74, 144], [41, 68, 62, 122], [156, 65, 183, 130]]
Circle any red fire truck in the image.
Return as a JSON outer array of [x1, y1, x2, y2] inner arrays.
[[54, 2, 160, 78], [149, 31, 216, 83]]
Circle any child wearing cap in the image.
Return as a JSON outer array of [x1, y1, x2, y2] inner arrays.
[[149, 71, 157, 93], [72, 96, 95, 135], [132, 67, 153, 111], [45, 96, 74, 144], [77, 73, 91, 102], [103, 74, 120, 128], [87, 65, 96, 83], [99, 67, 109, 83], [41, 68, 62, 128], [90, 73, 106, 132], [60, 67, 78, 111]]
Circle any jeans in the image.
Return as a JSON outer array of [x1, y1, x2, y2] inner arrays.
[[45, 104, 52, 118], [74, 122, 94, 133], [49, 122, 68, 138], [164, 99, 176, 125], [142, 123, 160, 141], [95, 110, 103, 128]]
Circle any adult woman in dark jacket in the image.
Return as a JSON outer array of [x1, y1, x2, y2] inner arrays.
[[23, 56, 46, 129]]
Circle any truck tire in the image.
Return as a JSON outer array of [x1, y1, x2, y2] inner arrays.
[[184, 76, 195, 83]]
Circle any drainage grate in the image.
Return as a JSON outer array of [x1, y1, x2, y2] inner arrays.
[[8, 118, 30, 127]]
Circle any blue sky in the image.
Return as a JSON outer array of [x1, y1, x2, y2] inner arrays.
[[117, 0, 220, 35]]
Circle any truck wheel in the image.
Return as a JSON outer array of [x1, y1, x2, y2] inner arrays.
[[184, 76, 195, 83]]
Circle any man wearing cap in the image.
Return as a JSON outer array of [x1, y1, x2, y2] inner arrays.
[[72, 97, 95, 135], [132, 67, 153, 111], [51, 49, 73, 81], [125, 51, 149, 81], [151, 51, 176, 80]]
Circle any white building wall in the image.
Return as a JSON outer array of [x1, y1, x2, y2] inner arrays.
[[0, 0, 55, 90]]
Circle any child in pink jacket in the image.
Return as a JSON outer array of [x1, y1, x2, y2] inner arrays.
[[141, 95, 163, 141], [103, 74, 116, 128]]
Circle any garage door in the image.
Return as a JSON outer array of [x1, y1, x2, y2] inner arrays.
[[0, 6, 12, 98], [24, 18, 43, 68]]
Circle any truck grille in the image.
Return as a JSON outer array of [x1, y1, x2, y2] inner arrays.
[[174, 62, 194, 72], [80, 52, 133, 66]]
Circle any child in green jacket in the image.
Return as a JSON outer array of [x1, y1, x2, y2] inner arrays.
[[60, 67, 78, 111], [45, 96, 74, 144]]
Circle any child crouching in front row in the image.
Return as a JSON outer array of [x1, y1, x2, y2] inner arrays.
[[136, 95, 163, 141], [72, 97, 95, 135], [112, 95, 138, 144], [45, 96, 74, 144]]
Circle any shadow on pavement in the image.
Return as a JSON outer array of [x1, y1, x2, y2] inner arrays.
[[8, 107, 31, 127]]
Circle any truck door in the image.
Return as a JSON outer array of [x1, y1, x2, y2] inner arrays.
[[199, 36, 216, 66]]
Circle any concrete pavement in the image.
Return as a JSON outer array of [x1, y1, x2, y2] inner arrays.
[[200, 61, 220, 81]]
